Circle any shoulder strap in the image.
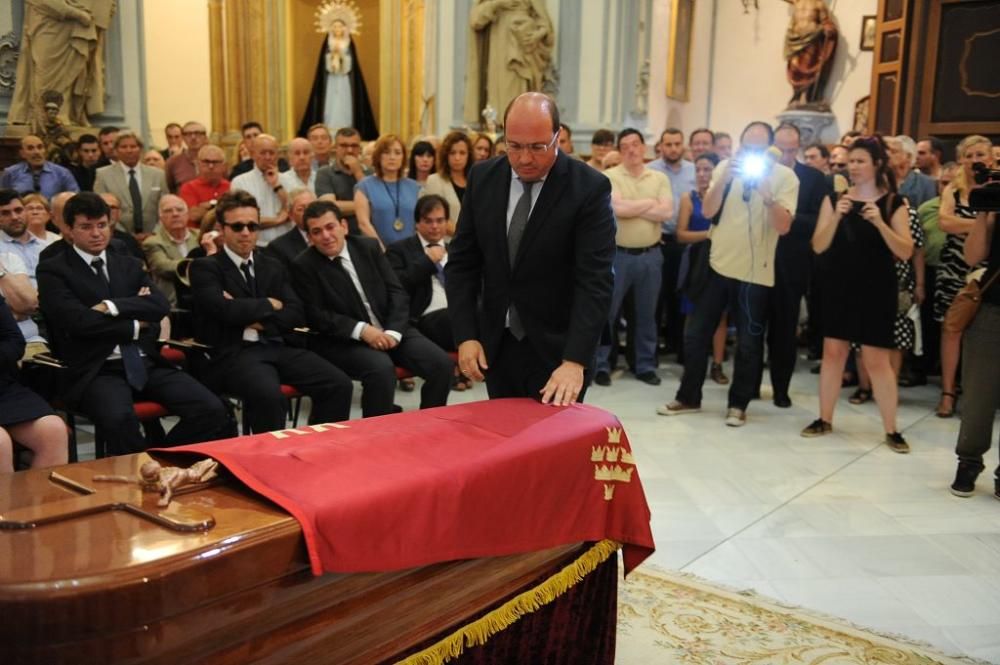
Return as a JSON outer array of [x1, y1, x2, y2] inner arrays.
[[711, 182, 733, 227]]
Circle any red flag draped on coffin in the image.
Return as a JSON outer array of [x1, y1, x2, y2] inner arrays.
[[157, 399, 655, 576]]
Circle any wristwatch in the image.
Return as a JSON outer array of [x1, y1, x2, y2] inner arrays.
[[273, 185, 284, 193], [0, 269, 7, 280]]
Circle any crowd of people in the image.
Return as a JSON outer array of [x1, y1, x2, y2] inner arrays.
[[0, 103, 997, 500]]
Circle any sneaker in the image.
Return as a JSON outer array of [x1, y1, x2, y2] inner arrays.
[[885, 431, 910, 454], [725, 408, 746, 427], [801, 419, 832, 437], [594, 371, 612, 387], [710, 363, 730, 385], [656, 400, 700, 416], [949, 461, 985, 498], [636, 371, 662, 386]]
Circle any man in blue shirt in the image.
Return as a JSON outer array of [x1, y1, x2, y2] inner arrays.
[[647, 128, 697, 359], [0, 135, 79, 200]]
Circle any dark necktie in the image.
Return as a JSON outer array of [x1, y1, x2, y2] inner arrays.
[[506, 180, 535, 340], [93, 257, 146, 390], [128, 168, 143, 233], [333, 256, 370, 322], [31, 170, 42, 193], [427, 242, 445, 285], [90, 257, 110, 296], [240, 260, 257, 296]]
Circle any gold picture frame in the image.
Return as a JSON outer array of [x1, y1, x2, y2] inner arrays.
[[666, 0, 695, 101]]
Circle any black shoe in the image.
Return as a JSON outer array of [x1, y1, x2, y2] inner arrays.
[[391, 404, 404, 414], [950, 461, 985, 498], [773, 394, 792, 408], [810, 364, 821, 374], [898, 373, 927, 387], [636, 371, 661, 386], [994, 474, 1000, 502], [594, 371, 612, 386], [885, 431, 910, 454]]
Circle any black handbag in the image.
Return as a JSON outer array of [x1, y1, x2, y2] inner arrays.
[[681, 183, 731, 302]]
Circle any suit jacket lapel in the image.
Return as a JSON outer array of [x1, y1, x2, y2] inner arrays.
[[349, 240, 382, 321], [512, 153, 569, 271], [218, 252, 254, 297], [70, 249, 110, 299]]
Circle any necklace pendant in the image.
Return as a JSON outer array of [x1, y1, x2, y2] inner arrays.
[[393, 218, 404, 231]]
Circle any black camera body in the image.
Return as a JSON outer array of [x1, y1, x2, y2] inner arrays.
[[969, 162, 1000, 212]]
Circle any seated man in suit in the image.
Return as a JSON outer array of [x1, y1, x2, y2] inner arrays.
[[37, 192, 229, 456], [265, 188, 314, 272], [143, 195, 201, 308], [385, 194, 456, 350], [292, 200, 453, 417], [189, 190, 353, 432]]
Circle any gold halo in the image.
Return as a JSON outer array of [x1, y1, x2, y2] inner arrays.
[[315, 0, 362, 37]]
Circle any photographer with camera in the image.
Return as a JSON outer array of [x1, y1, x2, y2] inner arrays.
[[949, 163, 1000, 498], [803, 136, 914, 452], [934, 135, 993, 419], [658, 121, 798, 427]]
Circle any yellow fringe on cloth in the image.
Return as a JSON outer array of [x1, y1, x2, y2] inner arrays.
[[396, 540, 621, 665]]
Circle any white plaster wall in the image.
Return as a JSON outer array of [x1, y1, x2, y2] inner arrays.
[[142, 0, 213, 148], [648, 0, 874, 143]]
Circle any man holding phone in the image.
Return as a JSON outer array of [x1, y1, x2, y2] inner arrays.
[[658, 121, 799, 427]]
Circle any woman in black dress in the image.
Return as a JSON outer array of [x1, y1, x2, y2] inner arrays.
[[802, 137, 915, 452], [1, 296, 67, 472]]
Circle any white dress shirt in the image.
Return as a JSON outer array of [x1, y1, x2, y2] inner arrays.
[[417, 232, 448, 316], [231, 167, 293, 246]]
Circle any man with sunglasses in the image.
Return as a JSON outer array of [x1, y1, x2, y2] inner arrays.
[[446, 92, 616, 406], [190, 190, 353, 432]]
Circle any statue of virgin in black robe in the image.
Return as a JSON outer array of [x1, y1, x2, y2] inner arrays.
[[297, 26, 379, 140]]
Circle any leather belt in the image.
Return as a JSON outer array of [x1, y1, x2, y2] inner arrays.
[[616, 244, 659, 255]]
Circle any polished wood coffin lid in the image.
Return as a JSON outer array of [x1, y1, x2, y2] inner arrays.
[[0, 454, 583, 664]]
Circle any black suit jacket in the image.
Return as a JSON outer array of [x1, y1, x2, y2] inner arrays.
[[264, 226, 309, 272], [189, 251, 306, 369], [37, 248, 169, 405], [385, 234, 439, 322], [445, 152, 616, 369], [788, 162, 832, 244], [291, 238, 410, 340]]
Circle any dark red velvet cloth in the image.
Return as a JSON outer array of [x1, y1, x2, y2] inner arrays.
[[392, 544, 618, 665], [156, 399, 654, 575]]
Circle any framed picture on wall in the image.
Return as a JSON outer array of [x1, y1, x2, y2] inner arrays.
[[853, 95, 870, 133], [667, 0, 695, 101], [860, 15, 876, 51]]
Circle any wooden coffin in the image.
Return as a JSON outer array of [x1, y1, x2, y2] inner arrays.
[[0, 454, 586, 665]]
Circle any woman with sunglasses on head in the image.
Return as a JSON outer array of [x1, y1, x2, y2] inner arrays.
[[355, 135, 420, 247], [933, 135, 993, 418], [803, 136, 914, 452], [421, 131, 473, 238]]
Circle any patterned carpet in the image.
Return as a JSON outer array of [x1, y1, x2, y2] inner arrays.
[[616, 566, 992, 665]]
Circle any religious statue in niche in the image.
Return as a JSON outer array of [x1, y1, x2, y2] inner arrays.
[[298, 0, 379, 140], [463, 0, 555, 126], [8, 0, 116, 128], [783, 0, 839, 110]]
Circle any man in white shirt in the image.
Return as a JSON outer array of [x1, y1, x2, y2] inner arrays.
[[278, 138, 317, 194], [230, 135, 292, 246]]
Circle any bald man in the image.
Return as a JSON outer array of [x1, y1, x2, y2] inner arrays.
[[446, 92, 616, 405], [278, 137, 317, 193], [0, 135, 79, 199], [179, 144, 231, 228], [230, 134, 293, 246], [143, 195, 200, 306]]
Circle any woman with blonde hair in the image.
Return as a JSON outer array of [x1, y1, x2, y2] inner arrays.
[[934, 135, 993, 418], [355, 134, 420, 245], [420, 130, 473, 237], [20, 194, 60, 243], [471, 133, 494, 162]]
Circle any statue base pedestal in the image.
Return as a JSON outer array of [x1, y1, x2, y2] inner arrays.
[[2, 123, 98, 140], [776, 109, 836, 146]]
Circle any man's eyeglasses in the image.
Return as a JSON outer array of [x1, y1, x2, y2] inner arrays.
[[199, 159, 224, 165], [183, 130, 207, 137], [223, 222, 260, 233], [337, 142, 361, 151], [506, 133, 558, 156]]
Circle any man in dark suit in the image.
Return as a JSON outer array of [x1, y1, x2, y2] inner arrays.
[[37, 192, 229, 456], [189, 191, 353, 433], [292, 200, 452, 417], [764, 123, 832, 407], [446, 92, 616, 405], [264, 188, 314, 271], [385, 194, 454, 351]]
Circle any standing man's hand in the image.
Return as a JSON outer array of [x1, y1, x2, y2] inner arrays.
[[457, 340, 489, 382], [540, 361, 584, 406]]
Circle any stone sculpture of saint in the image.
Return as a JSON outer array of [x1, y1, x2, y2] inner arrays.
[[784, 0, 838, 109], [9, 0, 117, 128], [463, 0, 555, 126]]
